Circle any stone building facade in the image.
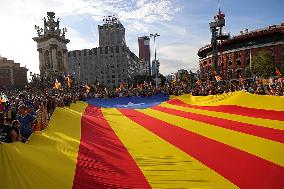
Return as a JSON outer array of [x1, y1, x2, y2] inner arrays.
[[67, 16, 140, 88], [33, 12, 69, 80], [198, 23, 284, 81], [0, 56, 28, 88]]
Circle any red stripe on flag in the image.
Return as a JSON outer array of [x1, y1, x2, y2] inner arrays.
[[119, 109, 284, 189], [152, 106, 284, 143], [72, 106, 150, 189], [168, 99, 284, 121]]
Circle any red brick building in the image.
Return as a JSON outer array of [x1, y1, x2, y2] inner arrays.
[[198, 23, 284, 81], [138, 36, 151, 75], [0, 57, 28, 88]]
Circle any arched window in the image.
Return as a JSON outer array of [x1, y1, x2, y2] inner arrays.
[[236, 59, 241, 66], [236, 69, 242, 78], [228, 60, 232, 66], [57, 51, 63, 71], [44, 50, 51, 69]]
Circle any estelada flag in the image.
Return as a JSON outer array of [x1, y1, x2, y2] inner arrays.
[[1, 92, 284, 189], [54, 79, 61, 90], [215, 75, 221, 82], [85, 84, 91, 93]]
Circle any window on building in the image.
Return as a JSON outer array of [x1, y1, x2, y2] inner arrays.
[[112, 75, 115, 78], [89, 50, 92, 55], [116, 46, 119, 53], [236, 59, 241, 66], [236, 70, 243, 78], [112, 70, 115, 73], [228, 60, 232, 66], [94, 48, 97, 55], [235, 52, 241, 59], [100, 47, 103, 54], [68, 52, 71, 57], [111, 47, 114, 53], [105, 47, 108, 54], [84, 50, 87, 56], [79, 51, 81, 56], [107, 80, 110, 83], [73, 51, 76, 57], [122, 69, 125, 72]]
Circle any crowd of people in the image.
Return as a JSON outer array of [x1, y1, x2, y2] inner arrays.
[[1, 76, 283, 144]]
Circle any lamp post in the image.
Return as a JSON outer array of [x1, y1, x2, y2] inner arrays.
[[248, 42, 254, 78], [150, 33, 160, 88]]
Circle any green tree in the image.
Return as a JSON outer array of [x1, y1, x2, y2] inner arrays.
[[251, 51, 275, 78]]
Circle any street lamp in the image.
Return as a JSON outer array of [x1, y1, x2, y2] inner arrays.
[[150, 33, 160, 88]]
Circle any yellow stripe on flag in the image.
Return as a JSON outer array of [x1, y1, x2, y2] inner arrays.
[[174, 92, 284, 111], [102, 108, 238, 189], [160, 103, 284, 131], [0, 102, 88, 189], [139, 108, 284, 167]]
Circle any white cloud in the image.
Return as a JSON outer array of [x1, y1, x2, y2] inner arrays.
[[67, 28, 98, 50], [158, 43, 200, 75]]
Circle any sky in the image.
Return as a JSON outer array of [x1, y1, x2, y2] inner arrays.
[[0, 0, 283, 76]]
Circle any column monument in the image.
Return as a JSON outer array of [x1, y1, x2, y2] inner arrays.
[[33, 12, 69, 81]]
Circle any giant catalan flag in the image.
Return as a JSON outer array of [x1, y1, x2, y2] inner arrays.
[[0, 92, 284, 189]]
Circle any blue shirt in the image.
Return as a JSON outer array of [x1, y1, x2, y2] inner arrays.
[[17, 114, 35, 135]]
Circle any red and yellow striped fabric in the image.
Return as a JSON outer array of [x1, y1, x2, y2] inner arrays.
[[1, 91, 284, 189]]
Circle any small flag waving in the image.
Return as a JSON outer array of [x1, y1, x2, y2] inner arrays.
[[196, 80, 202, 86], [215, 75, 221, 82], [85, 84, 91, 93], [0, 94, 8, 103], [66, 76, 72, 88], [54, 79, 61, 90], [275, 67, 282, 76]]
